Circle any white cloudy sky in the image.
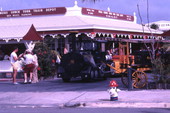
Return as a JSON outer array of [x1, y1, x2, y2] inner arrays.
[[0, 0, 169, 24]]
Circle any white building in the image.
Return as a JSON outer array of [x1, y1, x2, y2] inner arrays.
[[0, 1, 167, 77], [0, 1, 166, 56], [146, 20, 170, 32]]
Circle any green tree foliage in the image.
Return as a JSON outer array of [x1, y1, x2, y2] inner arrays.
[[152, 44, 170, 83], [152, 57, 170, 83], [33, 42, 56, 79]]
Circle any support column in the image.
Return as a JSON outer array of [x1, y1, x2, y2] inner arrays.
[[101, 43, 105, 52], [112, 42, 115, 49], [70, 33, 77, 52], [65, 38, 69, 52], [55, 38, 58, 51], [129, 43, 132, 54], [127, 66, 133, 90]]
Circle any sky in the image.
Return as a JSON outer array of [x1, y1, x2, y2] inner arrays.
[[0, 0, 169, 24]]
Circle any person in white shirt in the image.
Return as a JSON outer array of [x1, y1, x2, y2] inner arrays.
[[23, 49, 35, 83], [10, 46, 23, 85]]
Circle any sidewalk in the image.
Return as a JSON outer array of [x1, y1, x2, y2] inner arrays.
[[0, 80, 170, 108]]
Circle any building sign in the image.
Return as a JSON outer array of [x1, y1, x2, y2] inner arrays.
[[0, 7, 66, 18], [82, 8, 134, 22]]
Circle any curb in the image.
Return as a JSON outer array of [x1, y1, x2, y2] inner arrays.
[[84, 102, 170, 108], [0, 78, 24, 82], [0, 104, 63, 108], [0, 78, 13, 81], [1, 102, 169, 109]]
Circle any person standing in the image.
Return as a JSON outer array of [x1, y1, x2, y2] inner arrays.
[[64, 45, 68, 54], [23, 49, 35, 84], [10, 46, 22, 84], [32, 51, 39, 83]]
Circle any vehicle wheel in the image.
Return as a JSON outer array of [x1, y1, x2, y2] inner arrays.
[[81, 71, 93, 82], [132, 71, 147, 88], [109, 62, 115, 76], [81, 67, 96, 81], [81, 74, 91, 82], [121, 70, 148, 88], [98, 63, 106, 77], [62, 78, 71, 82]]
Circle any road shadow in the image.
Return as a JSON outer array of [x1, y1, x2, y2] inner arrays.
[[0, 77, 128, 92], [99, 99, 110, 101]]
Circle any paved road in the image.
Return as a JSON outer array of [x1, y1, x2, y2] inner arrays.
[[0, 77, 125, 92], [0, 77, 170, 108], [0, 107, 170, 113]]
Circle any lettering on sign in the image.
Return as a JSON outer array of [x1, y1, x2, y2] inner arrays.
[[0, 7, 66, 18], [82, 8, 134, 22]]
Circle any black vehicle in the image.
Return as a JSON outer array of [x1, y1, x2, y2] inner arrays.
[[57, 37, 114, 82]]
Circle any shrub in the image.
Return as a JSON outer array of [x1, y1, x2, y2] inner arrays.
[[152, 56, 170, 83], [33, 42, 56, 79]]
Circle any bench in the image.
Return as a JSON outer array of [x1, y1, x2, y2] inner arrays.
[[0, 60, 23, 78]]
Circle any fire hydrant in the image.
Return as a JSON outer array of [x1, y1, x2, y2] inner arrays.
[[108, 80, 121, 101]]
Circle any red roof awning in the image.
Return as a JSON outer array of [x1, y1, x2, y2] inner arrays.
[[23, 24, 42, 41], [162, 30, 170, 37]]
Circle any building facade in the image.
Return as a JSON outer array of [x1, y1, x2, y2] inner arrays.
[[146, 20, 170, 32], [0, 1, 164, 55]]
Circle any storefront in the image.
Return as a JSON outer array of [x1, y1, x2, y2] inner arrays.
[[0, 1, 163, 52], [0, 24, 42, 56], [0, 24, 42, 76], [0, 1, 165, 75]]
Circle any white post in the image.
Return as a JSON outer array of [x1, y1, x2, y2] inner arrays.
[[129, 43, 132, 54], [101, 43, 105, 52], [65, 38, 69, 52], [133, 12, 137, 23], [112, 42, 115, 49], [107, 7, 110, 12]]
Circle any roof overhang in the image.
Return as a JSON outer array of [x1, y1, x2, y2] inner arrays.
[[0, 24, 42, 42], [0, 5, 163, 41], [162, 29, 170, 36], [34, 16, 163, 35]]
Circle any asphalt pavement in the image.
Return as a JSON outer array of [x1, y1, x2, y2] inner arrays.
[[0, 77, 170, 109]]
